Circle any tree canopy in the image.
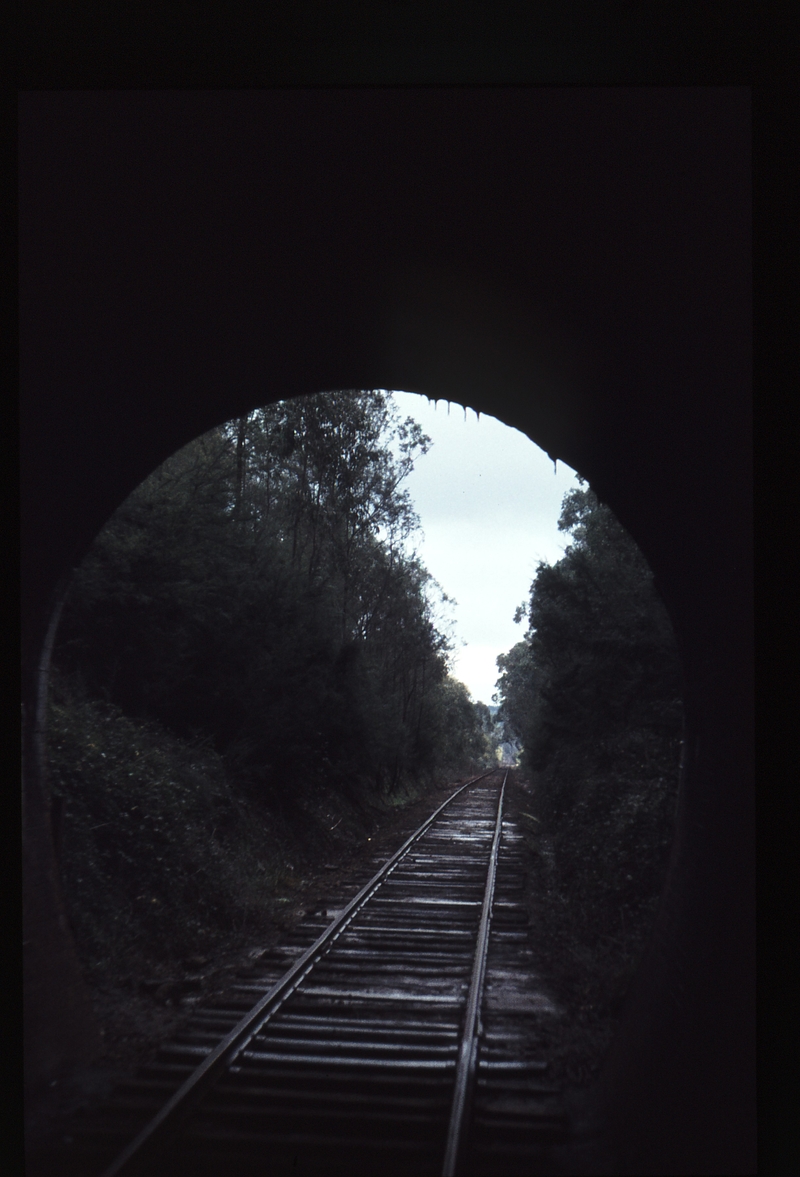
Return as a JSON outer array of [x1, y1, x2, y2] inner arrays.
[[55, 391, 492, 801], [494, 481, 684, 1003]]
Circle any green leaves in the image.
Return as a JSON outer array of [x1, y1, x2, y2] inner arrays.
[[506, 486, 682, 783], [494, 482, 683, 1005], [54, 391, 479, 824]]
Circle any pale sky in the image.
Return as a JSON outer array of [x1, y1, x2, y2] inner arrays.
[[388, 391, 581, 706]]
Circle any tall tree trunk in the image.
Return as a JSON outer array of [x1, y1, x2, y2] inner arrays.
[[415, 657, 426, 746], [308, 482, 321, 584], [291, 449, 309, 568], [234, 417, 247, 522]]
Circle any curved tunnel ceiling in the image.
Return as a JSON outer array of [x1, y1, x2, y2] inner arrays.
[[20, 88, 750, 679], [19, 88, 754, 1172]]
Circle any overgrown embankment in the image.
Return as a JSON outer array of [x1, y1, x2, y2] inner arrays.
[[46, 670, 454, 990], [46, 390, 497, 992], [496, 483, 684, 1085], [508, 758, 680, 1089]]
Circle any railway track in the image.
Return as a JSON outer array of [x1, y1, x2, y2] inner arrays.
[[43, 768, 568, 1175]]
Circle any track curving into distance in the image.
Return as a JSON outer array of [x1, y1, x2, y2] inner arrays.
[[57, 769, 567, 1176]]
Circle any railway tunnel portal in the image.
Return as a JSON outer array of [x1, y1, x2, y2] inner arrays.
[[21, 89, 752, 1174]]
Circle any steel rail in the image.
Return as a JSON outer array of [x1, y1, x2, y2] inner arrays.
[[101, 769, 496, 1177], [441, 769, 508, 1177]]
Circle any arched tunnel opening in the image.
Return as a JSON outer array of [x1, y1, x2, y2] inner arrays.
[[42, 387, 685, 1043], [23, 377, 751, 1176], [29, 387, 687, 1176], [21, 89, 753, 1175]]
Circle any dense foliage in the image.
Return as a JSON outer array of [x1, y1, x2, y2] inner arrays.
[[55, 392, 491, 800], [49, 391, 495, 975], [48, 660, 452, 976], [47, 675, 288, 971], [495, 481, 683, 1012]]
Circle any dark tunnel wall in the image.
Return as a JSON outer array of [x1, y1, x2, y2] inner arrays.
[[20, 89, 753, 1173]]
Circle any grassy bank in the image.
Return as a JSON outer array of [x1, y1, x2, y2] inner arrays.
[[507, 751, 680, 1089], [45, 670, 444, 985]]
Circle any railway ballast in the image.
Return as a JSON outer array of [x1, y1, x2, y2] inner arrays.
[[47, 769, 568, 1175]]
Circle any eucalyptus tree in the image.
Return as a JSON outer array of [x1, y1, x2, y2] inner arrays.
[[494, 480, 683, 944], [54, 391, 479, 806]]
